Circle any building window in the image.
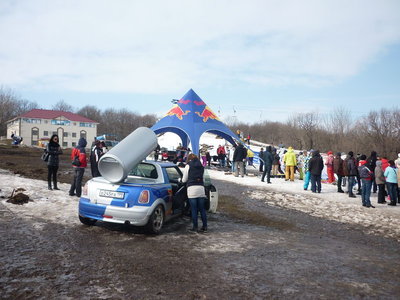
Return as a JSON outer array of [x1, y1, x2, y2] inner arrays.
[[63, 132, 68, 137], [31, 127, 39, 146], [51, 120, 70, 126], [23, 118, 41, 124], [79, 122, 95, 127], [53, 131, 57, 135], [72, 132, 77, 138], [63, 142, 68, 147], [44, 131, 48, 136], [72, 142, 76, 147], [44, 120, 48, 124]]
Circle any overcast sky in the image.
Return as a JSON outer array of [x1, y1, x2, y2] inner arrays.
[[1, 0, 399, 123]]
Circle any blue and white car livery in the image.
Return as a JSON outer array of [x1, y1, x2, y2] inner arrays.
[[79, 161, 218, 233]]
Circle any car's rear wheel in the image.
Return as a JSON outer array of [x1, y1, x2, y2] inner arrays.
[[79, 215, 97, 226], [145, 205, 164, 234]]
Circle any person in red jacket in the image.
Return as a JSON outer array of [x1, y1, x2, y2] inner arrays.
[[381, 157, 389, 171], [325, 151, 335, 183], [217, 145, 226, 167], [69, 137, 87, 197]]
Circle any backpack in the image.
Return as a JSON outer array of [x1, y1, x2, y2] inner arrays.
[[72, 155, 81, 166]]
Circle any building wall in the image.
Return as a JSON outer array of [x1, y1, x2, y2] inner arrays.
[[7, 117, 97, 148]]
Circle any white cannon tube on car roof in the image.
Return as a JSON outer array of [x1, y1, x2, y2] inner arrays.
[[98, 127, 157, 183]]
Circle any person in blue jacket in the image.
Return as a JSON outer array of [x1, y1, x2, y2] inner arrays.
[[384, 160, 398, 206]]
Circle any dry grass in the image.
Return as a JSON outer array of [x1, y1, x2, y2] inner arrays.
[[218, 194, 295, 230]]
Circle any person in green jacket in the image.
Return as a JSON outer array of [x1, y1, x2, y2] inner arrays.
[[284, 146, 297, 181]]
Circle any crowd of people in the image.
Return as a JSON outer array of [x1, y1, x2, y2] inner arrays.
[[258, 146, 400, 208]]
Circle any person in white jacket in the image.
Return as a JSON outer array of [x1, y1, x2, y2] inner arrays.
[[182, 153, 208, 233]]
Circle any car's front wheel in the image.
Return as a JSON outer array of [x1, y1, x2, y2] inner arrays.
[[145, 205, 164, 234], [79, 215, 97, 226]]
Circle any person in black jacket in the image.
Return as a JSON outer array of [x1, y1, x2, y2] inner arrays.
[[261, 146, 273, 183], [345, 151, 358, 198], [182, 154, 207, 233], [258, 148, 264, 172], [308, 150, 324, 193], [46, 134, 63, 190], [90, 140, 104, 177], [366, 151, 378, 193], [233, 143, 247, 177]]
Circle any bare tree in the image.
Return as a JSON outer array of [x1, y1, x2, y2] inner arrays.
[[52, 99, 74, 112], [77, 105, 102, 122], [0, 87, 38, 136]]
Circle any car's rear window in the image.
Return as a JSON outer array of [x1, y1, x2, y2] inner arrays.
[[128, 163, 158, 179]]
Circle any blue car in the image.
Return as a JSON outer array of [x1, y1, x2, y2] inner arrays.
[[79, 161, 218, 233]]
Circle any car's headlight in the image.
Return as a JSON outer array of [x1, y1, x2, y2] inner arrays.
[[82, 183, 88, 197]]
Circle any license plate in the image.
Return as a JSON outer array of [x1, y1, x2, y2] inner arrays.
[[99, 189, 125, 199]]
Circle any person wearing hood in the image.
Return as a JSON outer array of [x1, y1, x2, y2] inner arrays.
[[375, 160, 387, 204], [308, 150, 324, 193], [46, 134, 63, 190], [233, 143, 247, 177], [325, 151, 335, 184], [247, 149, 254, 166], [261, 146, 273, 183], [358, 155, 375, 208], [182, 153, 207, 233], [69, 137, 87, 197], [384, 160, 398, 206], [345, 151, 358, 198], [283, 146, 297, 181], [333, 152, 345, 193]]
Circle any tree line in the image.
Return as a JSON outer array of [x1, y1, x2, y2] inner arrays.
[[1, 87, 399, 158], [227, 107, 400, 159], [0, 88, 157, 140]]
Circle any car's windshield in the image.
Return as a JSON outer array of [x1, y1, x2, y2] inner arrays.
[[128, 163, 158, 179]]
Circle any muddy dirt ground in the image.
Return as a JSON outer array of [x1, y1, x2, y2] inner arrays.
[[1, 145, 400, 299]]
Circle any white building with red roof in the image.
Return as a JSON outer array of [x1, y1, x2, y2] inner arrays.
[[7, 109, 98, 148]]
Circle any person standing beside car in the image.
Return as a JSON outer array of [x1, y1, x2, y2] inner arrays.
[[182, 153, 207, 233], [90, 140, 103, 177], [69, 137, 87, 197], [46, 134, 63, 190]]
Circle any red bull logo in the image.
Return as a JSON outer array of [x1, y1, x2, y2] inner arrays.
[[195, 106, 220, 122], [194, 100, 206, 106], [165, 105, 190, 120], [178, 99, 191, 104]]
